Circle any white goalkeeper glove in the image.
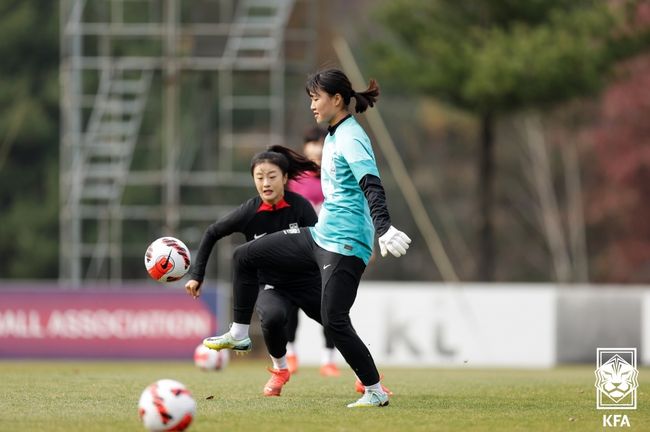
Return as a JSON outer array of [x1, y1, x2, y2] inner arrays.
[[378, 226, 411, 258]]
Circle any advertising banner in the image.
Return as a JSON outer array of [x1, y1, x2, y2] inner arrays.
[[0, 285, 217, 359]]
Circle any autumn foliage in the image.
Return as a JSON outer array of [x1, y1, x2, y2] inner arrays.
[[587, 53, 650, 282]]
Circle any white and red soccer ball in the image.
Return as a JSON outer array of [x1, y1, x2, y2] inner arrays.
[[144, 237, 191, 282], [194, 343, 229, 371], [138, 379, 196, 432]]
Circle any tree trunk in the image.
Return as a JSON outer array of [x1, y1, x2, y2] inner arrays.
[[522, 112, 572, 283], [561, 138, 589, 282], [478, 113, 495, 281]]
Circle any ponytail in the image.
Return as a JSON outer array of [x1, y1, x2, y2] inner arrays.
[[306, 68, 380, 114], [351, 79, 379, 113], [250, 145, 319, 180]]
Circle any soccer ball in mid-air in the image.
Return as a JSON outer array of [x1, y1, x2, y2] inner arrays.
[[138, 379, 196, 432], [144, 237, 191, 282], [194, 343, 230, 371]]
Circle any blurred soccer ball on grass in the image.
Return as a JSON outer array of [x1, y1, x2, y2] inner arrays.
[[194, 343, 229, 371], [138, 379, 196, 431]]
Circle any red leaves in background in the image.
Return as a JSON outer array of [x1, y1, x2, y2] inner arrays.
[[587, 53, 650, 281]]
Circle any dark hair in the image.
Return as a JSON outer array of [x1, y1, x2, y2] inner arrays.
[[250, 145, 319, 180], [302, 126, 327, 144], [305, 68, 379, 113]]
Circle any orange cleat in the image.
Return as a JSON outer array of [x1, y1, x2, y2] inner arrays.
[[263, 368, 290, 396], [319, 363, 341, 377], [286, 353, 298, 375], [354, 375, 393, 396]]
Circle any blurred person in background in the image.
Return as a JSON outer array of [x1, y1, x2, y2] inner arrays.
[[285, 125, 340, 377]]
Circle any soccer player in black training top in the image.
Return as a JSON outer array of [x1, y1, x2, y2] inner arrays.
[[185, 145, 323, 396]]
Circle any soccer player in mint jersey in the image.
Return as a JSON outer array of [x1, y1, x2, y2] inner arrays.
[[185, 145, 325, 397], [203, 68, 411, 408], [286, 125, 340, 378]]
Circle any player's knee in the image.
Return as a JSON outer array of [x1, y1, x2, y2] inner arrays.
[[322, 305, 347, 325], [259, 309, 287, 331], [323, 315, 349, 335]]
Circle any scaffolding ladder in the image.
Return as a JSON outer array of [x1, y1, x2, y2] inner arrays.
[[60, 0, 314, 285]]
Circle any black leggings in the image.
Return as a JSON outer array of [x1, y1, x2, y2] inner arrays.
[[285, 304, 336, 349], [256, 282, 322, 359], [233, 228, 380, 385]]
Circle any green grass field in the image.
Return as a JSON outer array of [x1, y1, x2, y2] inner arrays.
[[0, 360, 647, 431]]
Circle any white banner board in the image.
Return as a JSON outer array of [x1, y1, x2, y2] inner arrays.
[[294, 283, 556, 367]]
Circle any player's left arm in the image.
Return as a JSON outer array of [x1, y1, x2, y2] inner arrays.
[[358, 174, 391, 236], [358, 174, 411, 258], [343, 138, 411, 258]]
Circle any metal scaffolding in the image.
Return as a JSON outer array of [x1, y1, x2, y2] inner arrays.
[[60, 0, 317, 285]]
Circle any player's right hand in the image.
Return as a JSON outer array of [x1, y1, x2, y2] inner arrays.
[[185, 279, 202, 299]]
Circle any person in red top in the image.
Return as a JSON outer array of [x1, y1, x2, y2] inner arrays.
[[285, 126, 340, 377]]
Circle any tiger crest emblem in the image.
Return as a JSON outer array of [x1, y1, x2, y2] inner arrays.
[[594, 354, 639, 403]]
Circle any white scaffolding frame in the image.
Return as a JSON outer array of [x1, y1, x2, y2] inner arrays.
[[60, 0, 316, 285]]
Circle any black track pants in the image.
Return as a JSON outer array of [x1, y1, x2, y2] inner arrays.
[[256, 283, 322, 358], [232, 228, 380, 385], [285, 304, 336, 349]]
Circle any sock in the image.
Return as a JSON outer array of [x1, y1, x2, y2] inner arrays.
[[365, 382, 384, 394], [321, 347, 336, 365], [229, 323, 249, 340], [271, 355, 288, 370], [286, 342, 295, 356]]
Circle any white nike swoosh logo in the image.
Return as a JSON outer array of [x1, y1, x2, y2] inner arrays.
[[323, 264, 331, 269], [254, 233, 266, 239]]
